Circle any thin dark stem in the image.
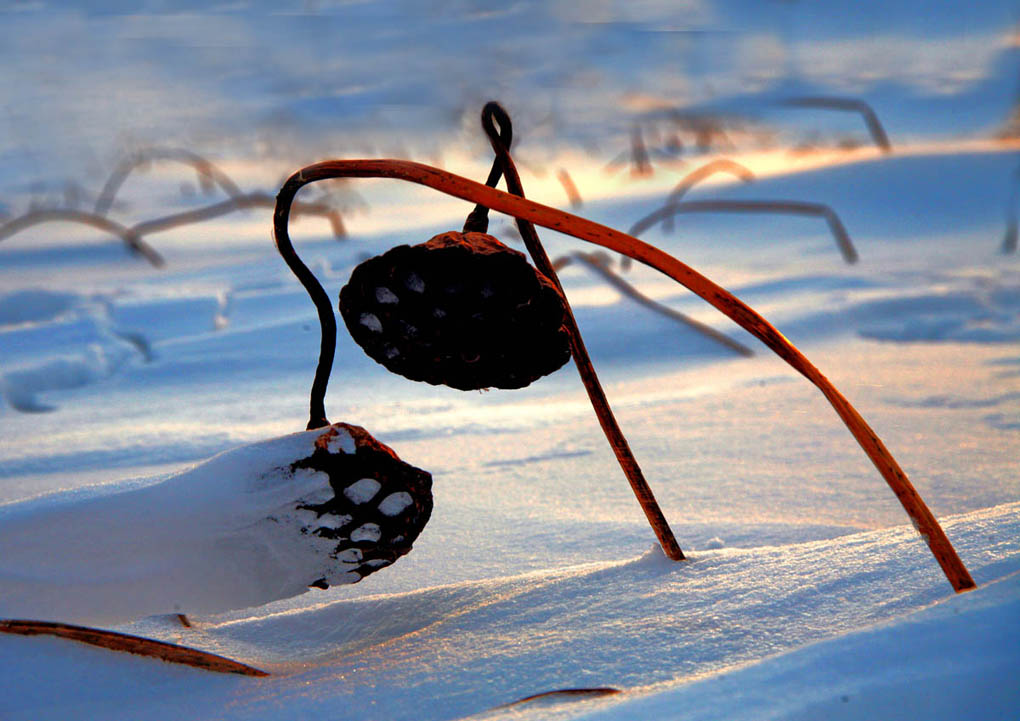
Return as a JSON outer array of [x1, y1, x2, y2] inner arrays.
[[274, 179, 336, 430], [132, 192, 345, 239], [641, 159, 755, 259], [1003, 164, 1019, 254], [630, 125, 653, 177], [495, 688, 622, 709], [463, 109, 512, 233], [0, 209, 165, 267], [556, 168, 583, 207], [94, 148, 244, 216], [0, 197, 344, 270], [481, 101, 685, 562], [559, 252, 754, 357], [629, 199, 858, 265], [781, 97, 892, 153], [666, 159, 755, 207]]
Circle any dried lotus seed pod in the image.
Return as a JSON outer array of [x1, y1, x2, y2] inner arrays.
[[338, 231, 572, 390], [294, 423, 432, 588]]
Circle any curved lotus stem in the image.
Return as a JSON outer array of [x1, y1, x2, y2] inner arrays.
[[0, 196, 344, 271], [556, 251, 754, 357], [94, 148, 244, 216], [624, 159, 755, 266], [666, 159, 755, 207], [0, 209, 165, 267], [0, 619, 267, 676], [781, 97, 892, 153], [131, 192, 345, 239], [274, 157, 975, 593], [556, 168, 582, 207], [629, 199, 859, 265]]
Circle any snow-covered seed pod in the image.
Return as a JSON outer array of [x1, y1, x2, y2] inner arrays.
[[338, 230, 572, 390], [296, 423, 433, 588]]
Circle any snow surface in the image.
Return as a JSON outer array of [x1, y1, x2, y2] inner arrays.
[[0, 1, 1018, 719]]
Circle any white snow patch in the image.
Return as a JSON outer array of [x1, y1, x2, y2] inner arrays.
[[316, 513, 351, 531], [343, 478, 381, 504], [350, 523, 382, 543], [378, 491, 413, 516], [326, 428, 356, 455], [335, 548, 363, 564]]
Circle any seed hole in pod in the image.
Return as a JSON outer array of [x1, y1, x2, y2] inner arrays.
[[378, 491, 413, 516], [404, 272, 425, 293], [351, 523, 382, 543], [360, 313, 383, 333], [384, 345, 400, 360], [375, 286, 399, 304], [433, 307, 447, 319], [335, 547, 363, 564], [317, 513, 352, 530], [344, 478, 381, 504]]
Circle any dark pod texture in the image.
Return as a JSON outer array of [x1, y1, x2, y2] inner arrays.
[[292, 423, 432, 588], [339, 231, 572, 390]]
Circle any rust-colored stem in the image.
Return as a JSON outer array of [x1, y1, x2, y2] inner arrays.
[[481, 102, 684, 561], [0, 619, 267, 676], [274, 157, 974, 592]]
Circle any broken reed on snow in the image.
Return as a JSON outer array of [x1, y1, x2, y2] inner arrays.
[[274, 129, 974, 592], [0, 147, 347, 267]]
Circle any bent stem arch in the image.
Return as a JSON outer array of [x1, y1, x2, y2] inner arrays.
[[629, 198, 859, 265], [623, 159, 755, 265], [94, 147, 245, 216], [0, 196, 344, 271], [780, 96, 892, 153], [274, 157, 975, 593], [0, 209, 165, 267]]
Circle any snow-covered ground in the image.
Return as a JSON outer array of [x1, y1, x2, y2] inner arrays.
[[1, 2, 1018, 719]]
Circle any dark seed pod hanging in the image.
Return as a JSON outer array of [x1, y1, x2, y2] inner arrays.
[[338, 230, 572, 390], [293, 423, 433, 588]]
